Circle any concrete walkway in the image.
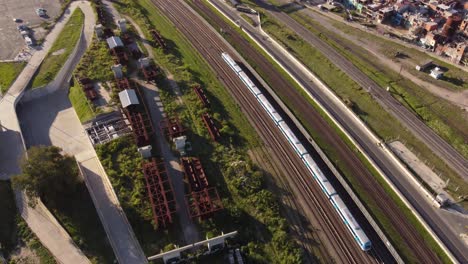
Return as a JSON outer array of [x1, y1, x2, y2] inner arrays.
[[15, 192, 90, 264], [0, 2, 95, 263], [11, 1, 148, 262]]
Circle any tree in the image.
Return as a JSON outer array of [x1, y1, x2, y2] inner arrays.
[[12, 146, 80, 206]]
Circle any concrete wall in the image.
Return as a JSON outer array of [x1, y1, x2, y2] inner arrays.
[[21, 25, 85, 103]]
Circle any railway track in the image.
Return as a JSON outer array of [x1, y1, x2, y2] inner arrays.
[[256, 1, 468, 180], [185, 0, 445, 263], [149, 0, 389, 263]]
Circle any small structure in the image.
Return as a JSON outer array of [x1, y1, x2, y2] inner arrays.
[[138, 145, 152, 158], [147, 231, 238, 263], [116, 18, 127, 33], [430, 67, 444, 79], [173, 136, 187, 156], [111, 64, 123, 79], [106, 36, 124, 49], [118, 89, 139, 108], [95, 24, 104, 38]]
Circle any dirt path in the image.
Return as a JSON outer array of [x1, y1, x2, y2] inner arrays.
[[299, 8, 468, 111]]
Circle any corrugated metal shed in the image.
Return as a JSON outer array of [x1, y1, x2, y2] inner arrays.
[[119, 89, 139, 108], [106, 36, 124, 49]]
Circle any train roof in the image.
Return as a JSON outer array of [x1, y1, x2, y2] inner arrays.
[[322, 181, 337, 196], [258, 94, 282, 123]]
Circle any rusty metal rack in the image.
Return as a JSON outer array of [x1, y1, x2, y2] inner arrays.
[[143, 158, 176, 228], [201, 113, 221, 142], [114, 78, 137, 91], [160, 116, 186, 140], [141, 66, 160, 82], [78, 77, 98, 100], [110, 47, 128, 65], [185, 188, 223, 219], [181, 157, 223, 219], [150, 29, 167, 50], [193, 85, 210, 108], [123, 109, 153, 147]]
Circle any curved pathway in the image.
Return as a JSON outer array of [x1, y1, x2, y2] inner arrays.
[[3, 1, 149, 263], [0, 2, 96, 263]]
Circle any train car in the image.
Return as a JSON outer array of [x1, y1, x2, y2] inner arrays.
[[330, 195, 372, 251], [278, 122, 308, 157], [257, 94, 283, 124], [303, 154, 337, 197], [238, 71, 262, 96], [222, 52, 242, 73], [221, 51, 371, 252]]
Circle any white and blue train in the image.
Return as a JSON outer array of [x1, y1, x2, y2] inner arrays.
[[222, 52, 372, 251]]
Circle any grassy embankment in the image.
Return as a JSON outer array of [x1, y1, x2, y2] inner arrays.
[[0, 62, 26, 94], [0, 180, 56, 264], [285, 10, 467, 195], [328, 17, 468, 91], [31, 8, 84, 88], [42, 179, 115, 264], [199, 1, 450, 263], [94, 0, 304, 262], [68, 79, 96, 123], [70, 33, 117, 123]]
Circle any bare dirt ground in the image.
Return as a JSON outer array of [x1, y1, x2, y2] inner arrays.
[[8, 246, 41, 264]]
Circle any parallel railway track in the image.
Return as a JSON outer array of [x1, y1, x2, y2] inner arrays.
[[184, 0, 443, 263], [149, 0, 389, 262]]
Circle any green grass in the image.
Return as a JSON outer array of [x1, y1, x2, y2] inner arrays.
[[96, 136, 181, 255], [0, 180, 56, 263], [327, 19, 468, 91], [0, 62, 26, 94], [45, 182, 115, 264], [265, 10, 467, 202], [68, 79, 96, 123], [199, 2, 450, 263], [31, 8, 85, 88], [75, 38, 115, 82], [101, 1, 303, 262], [288, 12, 468, 160]]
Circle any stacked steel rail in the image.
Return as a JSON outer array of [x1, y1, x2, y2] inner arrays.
[[181, 157, 223, 219]]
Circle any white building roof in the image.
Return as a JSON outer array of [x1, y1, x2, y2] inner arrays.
[[106, 36, 124, 49], [118, 89, 139, 108]]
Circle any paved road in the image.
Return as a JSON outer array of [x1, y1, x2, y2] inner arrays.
[[16, 77, 148, 264], [0, 2, 94, 263], [258, 0, 468, 181], [210, 0, 468, 262]]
